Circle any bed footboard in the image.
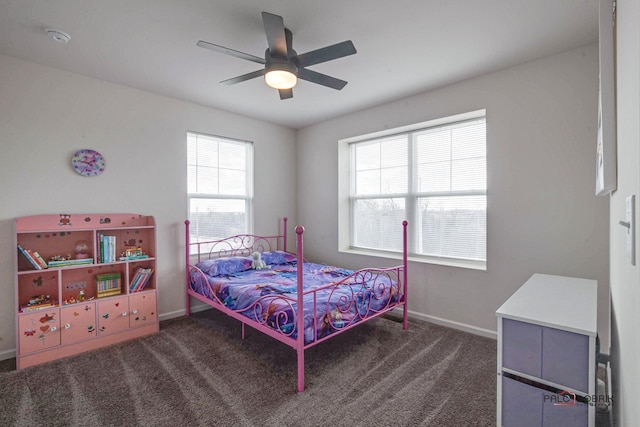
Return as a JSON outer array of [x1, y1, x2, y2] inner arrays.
[[292, 221, 408, 391], [305, 265, 406, 344]]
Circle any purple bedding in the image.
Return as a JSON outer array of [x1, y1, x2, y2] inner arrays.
[[189, 252, 399, 344]]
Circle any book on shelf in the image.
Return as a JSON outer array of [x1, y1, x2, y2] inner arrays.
[[47, 258, 93, 268], [17, 244, 42, 270], [98, 234, 117, 263], [96, 272, 122, 298], [118, 254, 149, 261], [32, 251, 49, 269], [97, 232, 102, 264], [130, 267, 154, 292]]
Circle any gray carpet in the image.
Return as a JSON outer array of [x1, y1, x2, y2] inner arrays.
[[0, 310, 498, 426]]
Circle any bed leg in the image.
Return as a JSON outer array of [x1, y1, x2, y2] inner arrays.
[[185, 289, 191, 318], [402, 220, 408, 331], [242, 323, 245, 340], [185, 219, 191, 318], [403, 303, 408, 330], [297, 349, 305, 392]]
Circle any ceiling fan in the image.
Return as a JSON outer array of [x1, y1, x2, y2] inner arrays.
[[197, 11, 357, 100]]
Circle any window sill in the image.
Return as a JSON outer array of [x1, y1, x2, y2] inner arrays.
[[339, 247, 487, 271]]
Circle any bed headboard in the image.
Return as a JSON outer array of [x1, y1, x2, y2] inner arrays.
[[185, 217, 288, 263]]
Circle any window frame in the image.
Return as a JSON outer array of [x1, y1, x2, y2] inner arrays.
[[338, 109, 487, 271], [187, 131, 254, 246]]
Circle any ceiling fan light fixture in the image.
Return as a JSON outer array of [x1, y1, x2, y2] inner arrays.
[[264, 60, 298, 89], [265, 69, 297, 89]]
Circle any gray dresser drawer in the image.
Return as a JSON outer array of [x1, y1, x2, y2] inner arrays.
[[502, 318, 589, 392], [502, 318, 542, 377], [542, 391, 588, 427], [502, 376, 588, 427], [502, 376, 542, 427], [541, 326, 589, 392]]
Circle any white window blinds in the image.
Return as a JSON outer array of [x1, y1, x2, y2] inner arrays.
[[187, 132, 253, 245], [350, 115, 486, 264]]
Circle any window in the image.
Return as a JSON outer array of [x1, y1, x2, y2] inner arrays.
[[341, 110, 486, 269], [187, 132, 253, 247]]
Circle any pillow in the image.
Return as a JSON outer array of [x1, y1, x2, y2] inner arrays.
[[195, 256, 253, 276], [259, 250, 297, 265]]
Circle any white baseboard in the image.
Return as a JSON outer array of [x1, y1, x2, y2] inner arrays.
[[0, 348, 16, 362], [158, 303, 212, 322], [159, 309, 187, 322], [394, 307, 497, 339]]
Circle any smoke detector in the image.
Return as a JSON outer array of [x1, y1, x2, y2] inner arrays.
[[45, 28, 71, 44]]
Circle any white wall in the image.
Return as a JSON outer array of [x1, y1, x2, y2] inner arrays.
[[297, 44, 610, 346], [0, 54, 296, 359], [609, 0, 640, 424]]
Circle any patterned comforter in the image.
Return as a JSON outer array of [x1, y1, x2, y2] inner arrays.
[[189, 253, 399, 344]]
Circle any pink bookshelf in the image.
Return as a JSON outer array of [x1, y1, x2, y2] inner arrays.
[[14, 213, 159, 369]]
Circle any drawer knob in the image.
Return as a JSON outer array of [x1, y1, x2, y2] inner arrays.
[[49, 326, 57, 332], [131, 309, 138, 314], [64, 324, 71, 330], [121, 311, 128, 317]]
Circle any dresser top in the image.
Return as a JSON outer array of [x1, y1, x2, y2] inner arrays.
[[496, 273, 597, 336]]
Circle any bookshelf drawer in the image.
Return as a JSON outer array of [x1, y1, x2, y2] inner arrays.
[[129, 292, 157, 327], [97, 296, 130, 336], [18, 309, 60, 354], [61, 303, 97, 344]]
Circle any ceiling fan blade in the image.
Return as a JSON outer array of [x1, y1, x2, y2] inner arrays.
[[295, 40, 357, 68], [262, 12, 288, 58], [279, 88, 293, 100], [197, 40, 265, 65], [298, 68, 348, 90], [220, 69, 264, 85]]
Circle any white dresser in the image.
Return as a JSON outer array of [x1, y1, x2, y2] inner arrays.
[[496, 274, 598, 427]]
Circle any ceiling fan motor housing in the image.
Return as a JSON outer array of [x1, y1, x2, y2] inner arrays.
[[265, 52, 298, 75]]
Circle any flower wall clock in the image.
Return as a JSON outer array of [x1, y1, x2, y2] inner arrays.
[[71, 149, 105, 177]]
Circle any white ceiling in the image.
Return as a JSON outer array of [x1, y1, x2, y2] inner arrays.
[[0, 0, 599, 129]]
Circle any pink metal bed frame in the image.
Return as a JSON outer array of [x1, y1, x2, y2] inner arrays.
[[185, 217, 408, 392]]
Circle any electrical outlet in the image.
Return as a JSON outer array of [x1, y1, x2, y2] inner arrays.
[[65, 281, 87, 291]]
